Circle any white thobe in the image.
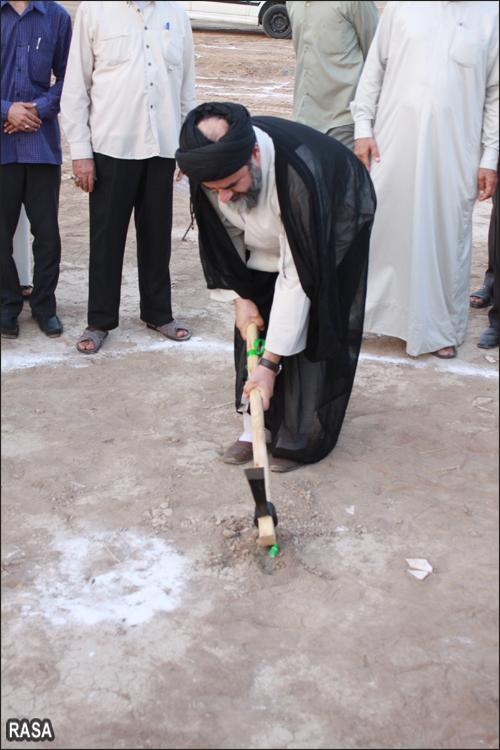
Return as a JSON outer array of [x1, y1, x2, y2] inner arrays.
[[61, 1, 197, 160], [206, 127, 311, 357], [13, 206, 31, 287], [351, 1, 499, 356]]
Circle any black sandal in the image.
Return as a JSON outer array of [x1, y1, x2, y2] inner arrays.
[[431, 346, 457, 359], [470, 285, 493, 308]]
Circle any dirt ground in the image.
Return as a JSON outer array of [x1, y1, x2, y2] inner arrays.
[[1, 14, 499, 750]]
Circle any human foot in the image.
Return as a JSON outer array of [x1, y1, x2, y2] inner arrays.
[[76, 326, 108, 353], [223, 440, 253, 465], [146, 320, 191, 341], [470, 286, 493, 308], [431, 346, 457, 359]]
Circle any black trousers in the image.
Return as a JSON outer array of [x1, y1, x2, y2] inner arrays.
[[483, 163, 499, 291], [1, 162, 61, 318], [488, 178, 499, 330], [88, 153, 176, 330]]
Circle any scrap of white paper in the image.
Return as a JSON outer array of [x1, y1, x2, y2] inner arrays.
[[345, 506, 355, 515], [407, 569, 429, 580], [405, 558, 433, 572], [485, 355, 498, 364]]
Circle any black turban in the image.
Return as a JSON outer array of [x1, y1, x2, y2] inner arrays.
[[175, 102, 256, 183]]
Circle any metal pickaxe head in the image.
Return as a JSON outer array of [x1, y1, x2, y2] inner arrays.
[[245, 467, 278, 545]]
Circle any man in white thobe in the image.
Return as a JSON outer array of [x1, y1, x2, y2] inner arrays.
[[351, 1, 499, 357]]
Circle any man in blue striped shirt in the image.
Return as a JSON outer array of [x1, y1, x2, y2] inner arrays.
[[1, 0, 72, 339]]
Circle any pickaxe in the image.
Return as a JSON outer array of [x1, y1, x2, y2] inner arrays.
[[244, 322, 278, 546]]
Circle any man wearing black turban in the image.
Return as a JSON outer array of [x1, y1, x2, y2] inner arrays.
[[176, 102, 376, 471]]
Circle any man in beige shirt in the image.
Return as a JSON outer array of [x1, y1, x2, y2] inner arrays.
[[61, 0, 196, 353], [287, 0, 378, 150]]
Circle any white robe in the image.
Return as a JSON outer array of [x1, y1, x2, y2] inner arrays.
[[351, 1, 499, 356]]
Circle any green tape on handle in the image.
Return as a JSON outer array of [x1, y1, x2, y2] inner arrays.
[[246, 338, 266, 379], [255, 338, 266, 356], [247, 338, 266, 358]]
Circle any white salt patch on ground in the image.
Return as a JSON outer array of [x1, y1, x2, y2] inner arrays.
[[2, 337, 497, 380], [195, 87, 294, 100], [21, 532, 187, 626], [1, 337, 233, 373], [359, 352, 498, 379]]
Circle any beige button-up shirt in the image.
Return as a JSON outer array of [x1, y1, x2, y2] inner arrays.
[[287, 0, 378, 132], [61, 1, 196, 160]]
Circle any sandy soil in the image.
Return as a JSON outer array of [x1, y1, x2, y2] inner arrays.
[[1, 16, 499, 750]]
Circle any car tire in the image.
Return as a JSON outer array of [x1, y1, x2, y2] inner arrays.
[[262, 4, 292, 39]]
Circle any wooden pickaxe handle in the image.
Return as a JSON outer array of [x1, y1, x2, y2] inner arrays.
[[246, 323, 276, 546]]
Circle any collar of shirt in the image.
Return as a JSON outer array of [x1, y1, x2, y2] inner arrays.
[[125, 1, 155, 8], [1, 0, 71, 165], [1, 1, 46, 12], [60, 0, 197, 161]]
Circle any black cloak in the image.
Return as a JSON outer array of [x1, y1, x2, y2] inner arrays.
[[186, 116, 376, 464]]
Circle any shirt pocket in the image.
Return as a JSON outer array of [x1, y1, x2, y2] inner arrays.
[[28, 38, 54, 86], [160, 29, 184, 68], [317, 22, 345, 58], [98, 31, 132, 68], [449, 25, 481, 68]]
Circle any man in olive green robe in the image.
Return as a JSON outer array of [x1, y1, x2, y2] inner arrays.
[[287, 0, 379, 151]]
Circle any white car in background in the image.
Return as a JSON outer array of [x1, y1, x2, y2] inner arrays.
[[177, 1, 291, 39]]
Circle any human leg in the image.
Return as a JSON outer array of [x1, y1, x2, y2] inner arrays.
[[134, 157, 188, 337], [1, 163, 25, 322], [487, 180, 499, 332], [79, 153, 141, 350], [327, 124, 355, 152], [24, 164, 61, 318], [471, 182, 497, 307], [223, 411, 271, 464], [478, 180, 499, 348]]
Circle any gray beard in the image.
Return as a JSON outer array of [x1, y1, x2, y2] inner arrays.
[[227, 161, 263, 216]]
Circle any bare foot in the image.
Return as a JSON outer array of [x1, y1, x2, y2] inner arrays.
[[470, 296, 483, 305]]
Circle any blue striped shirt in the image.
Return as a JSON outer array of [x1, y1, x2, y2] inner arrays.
[[1, 1, 72, 165]]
